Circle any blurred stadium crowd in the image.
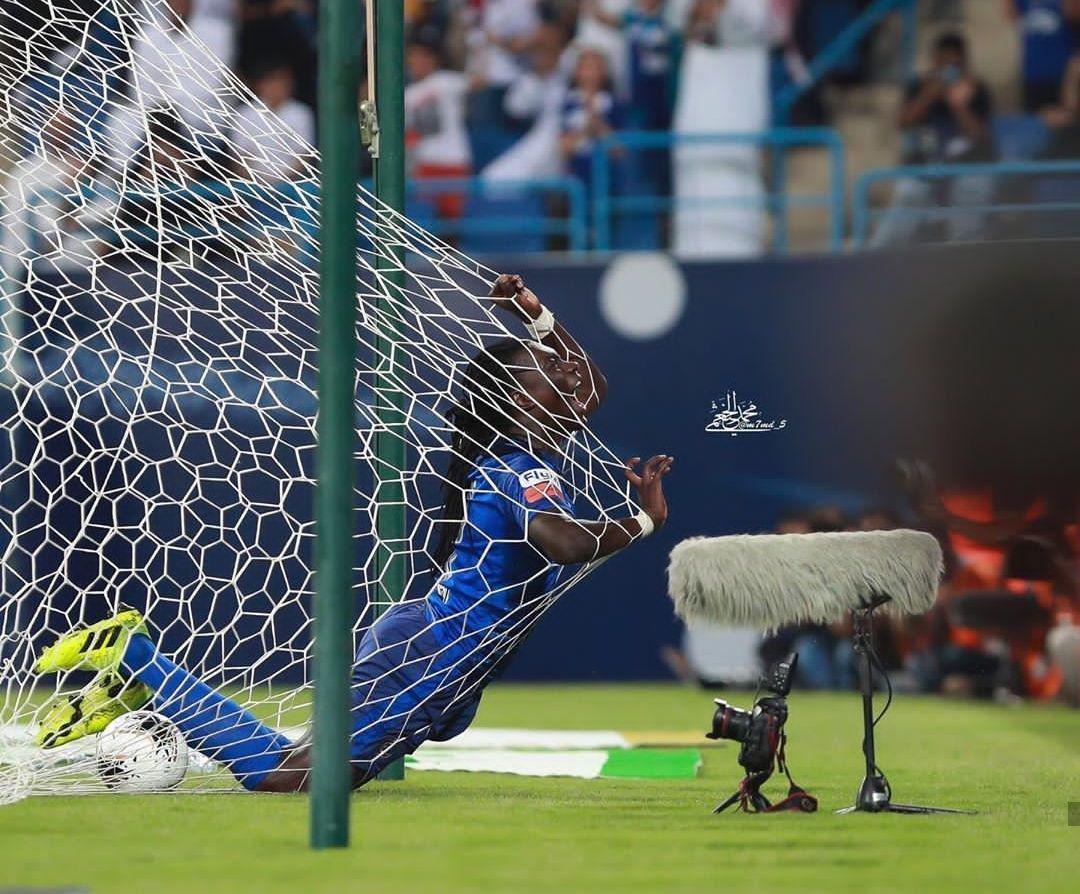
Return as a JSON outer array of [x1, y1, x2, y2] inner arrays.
[[6, 1, 1080, 254], [392, 0, 1080, 250]]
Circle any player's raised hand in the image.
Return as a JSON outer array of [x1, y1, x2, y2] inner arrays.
[[624, 455, 674, 529], [489, 273, 543, 321]]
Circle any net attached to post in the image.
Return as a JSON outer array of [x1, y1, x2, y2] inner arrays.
[[0, 0, 638, 798]]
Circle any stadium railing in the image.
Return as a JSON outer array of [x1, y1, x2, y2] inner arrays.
[[773, 0, 918, 126], [589, 128, 847, 254], [403, 176, 588, 254], [8, 175, 588, 258], [852, 160, 1080, 247]]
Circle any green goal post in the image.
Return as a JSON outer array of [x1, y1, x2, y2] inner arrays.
[[311, 0, 406, 850]]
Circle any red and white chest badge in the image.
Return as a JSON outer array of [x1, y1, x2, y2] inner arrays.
[[518, 468, 564, 504]]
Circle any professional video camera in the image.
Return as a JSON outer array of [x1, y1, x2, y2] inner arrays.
[[708, 653, 817, 814]]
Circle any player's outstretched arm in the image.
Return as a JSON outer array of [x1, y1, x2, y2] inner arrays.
[[489, 273, 609, 416], [528, 455, 673, 564]]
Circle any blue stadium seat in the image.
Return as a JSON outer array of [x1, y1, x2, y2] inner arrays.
[[404, 194, 439, 233], [612, 153, 662, 250], [468, 125, 521, 171], [457, 191, 546, 255], [993, 115, 1051, 161]]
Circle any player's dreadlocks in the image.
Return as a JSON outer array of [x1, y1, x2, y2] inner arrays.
[[433, 338, 534, 569]]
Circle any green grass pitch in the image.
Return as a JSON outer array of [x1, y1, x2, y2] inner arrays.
[[1, 684, 1077, 894]]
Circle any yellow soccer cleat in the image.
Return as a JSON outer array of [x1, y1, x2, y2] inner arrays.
[[36, 673, 152, 749], [35, 607, 148, 675]]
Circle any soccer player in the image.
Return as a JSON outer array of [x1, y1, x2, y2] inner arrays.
[[33, 274, 673, 791]]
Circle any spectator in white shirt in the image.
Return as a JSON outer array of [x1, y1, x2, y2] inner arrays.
[[559, 47, 623, 190], [1, 109, 96, 275], [685, 0, 723, 46], [575, 0, 632, 95], [683, 0, 771, 48], [475, 0, 542, 89], [405, 40, 472, 219], [231, 60, 315, 181], [192, 0, 235, 23], [503, 23, 570, 130], [104, 0, 235, 168], [463, 0, 542, 134], [139, 0, 236, 60]]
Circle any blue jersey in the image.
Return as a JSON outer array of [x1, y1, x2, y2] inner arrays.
[[346, 443, 576, 781], [560, 88, 623, 185], [1016, 1, 1075, 85], [623, 9, 675, 109], [426, 443, 576, 649]]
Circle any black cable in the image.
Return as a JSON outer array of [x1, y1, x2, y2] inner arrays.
[[868, 645, 893, 729], [866, 641, 893, 798]]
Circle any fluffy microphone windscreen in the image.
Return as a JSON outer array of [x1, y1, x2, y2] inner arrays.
[[667, 530, 943, 628]]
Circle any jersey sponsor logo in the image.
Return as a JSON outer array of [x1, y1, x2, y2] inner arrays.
[[518, 468, 564, 504]]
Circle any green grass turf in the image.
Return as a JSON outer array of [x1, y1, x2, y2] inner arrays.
[[1, 684, 1078, 894]]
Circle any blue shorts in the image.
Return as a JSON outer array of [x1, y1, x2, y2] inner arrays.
[[348, 601, 481, 784]]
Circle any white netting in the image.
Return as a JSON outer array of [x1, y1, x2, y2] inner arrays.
[[0, 0, 640, 799]]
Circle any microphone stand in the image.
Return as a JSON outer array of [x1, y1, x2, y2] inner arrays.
[[836, 594, 972, 816]]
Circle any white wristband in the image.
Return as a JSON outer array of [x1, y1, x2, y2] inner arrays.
[[528, 306, 556, 341], [634, 510, 655, 538]]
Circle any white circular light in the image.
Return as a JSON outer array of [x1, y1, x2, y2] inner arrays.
[[599, 252, 687, 341]]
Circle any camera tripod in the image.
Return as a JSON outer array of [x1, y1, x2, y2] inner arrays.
[[836, 595, 973, 816]]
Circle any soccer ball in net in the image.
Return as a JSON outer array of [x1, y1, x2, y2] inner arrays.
[[94, 712, 189, 793]]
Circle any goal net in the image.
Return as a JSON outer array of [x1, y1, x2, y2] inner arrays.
[[0, 0, 637, 800]]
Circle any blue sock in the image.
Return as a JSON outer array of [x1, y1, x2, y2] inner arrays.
[[122, 634, 291, 790]]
